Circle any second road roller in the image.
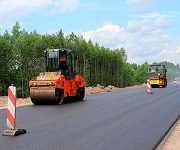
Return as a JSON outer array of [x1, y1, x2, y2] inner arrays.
[[148, 64, 167, 88], [29, 48, 86, 105]]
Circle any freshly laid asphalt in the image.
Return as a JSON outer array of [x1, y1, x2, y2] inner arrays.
[[0, 85, 180, 150]]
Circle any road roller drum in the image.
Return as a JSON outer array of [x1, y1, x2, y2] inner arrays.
[[30, 87, 56, 104]]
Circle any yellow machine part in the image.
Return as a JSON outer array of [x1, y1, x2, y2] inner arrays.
[[150, 79, 159, 85], [150, 78, 166, 88]]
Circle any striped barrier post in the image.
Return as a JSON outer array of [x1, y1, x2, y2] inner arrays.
[[7, 85, 16, 129], [147, 79, 153, 94], [2, 85, 26, 136], [174, 78, 177, 87]]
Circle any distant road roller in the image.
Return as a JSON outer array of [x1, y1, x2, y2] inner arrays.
[[29, 48, 86, 105], [148, 64, 167, 88]]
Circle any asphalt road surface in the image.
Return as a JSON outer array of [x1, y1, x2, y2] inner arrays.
[[0, 84, 180, 150]]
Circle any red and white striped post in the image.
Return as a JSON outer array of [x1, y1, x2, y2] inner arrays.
[[174, 78, 177, 87], [7, 86, 16, 129], [147, 79, 153, 94], [2, 85, 26, 136]]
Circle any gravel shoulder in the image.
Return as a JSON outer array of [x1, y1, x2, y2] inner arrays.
[[0, 84, 145, 109], [160, 119, 180, 150]]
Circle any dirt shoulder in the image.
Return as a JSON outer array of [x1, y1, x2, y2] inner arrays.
[[0, 96, 32, 109], [160, 119, 180, 150], [0, 84, 145, 109]]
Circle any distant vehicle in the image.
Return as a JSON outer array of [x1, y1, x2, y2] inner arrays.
[[148, 64, 167, 88], [29, 48, 86, 105]]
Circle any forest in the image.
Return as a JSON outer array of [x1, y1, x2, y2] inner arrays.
[[0, 22, 180, 98]]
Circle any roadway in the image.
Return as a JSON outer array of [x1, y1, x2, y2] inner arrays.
[[0, 84, 180, 150]]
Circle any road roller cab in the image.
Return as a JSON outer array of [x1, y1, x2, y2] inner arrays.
[[29, 48, 86, 105]]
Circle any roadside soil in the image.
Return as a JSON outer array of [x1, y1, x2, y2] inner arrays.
[[0, 84, 146, 109], [160, 119, 180, 150]]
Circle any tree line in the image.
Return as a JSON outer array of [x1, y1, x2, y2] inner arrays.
[[0, 22, 179, 97]]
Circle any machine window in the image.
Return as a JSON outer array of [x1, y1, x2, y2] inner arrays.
[[48, 51, 59, 68]]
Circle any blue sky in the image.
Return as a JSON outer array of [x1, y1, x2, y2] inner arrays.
[[0, 0, 180, 65]]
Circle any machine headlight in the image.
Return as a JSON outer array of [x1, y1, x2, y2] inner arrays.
[[33, 82, 36, 87]]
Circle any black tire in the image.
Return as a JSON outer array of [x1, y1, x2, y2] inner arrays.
[[55, 90, 64, 105], [78, 87, 85, 101]]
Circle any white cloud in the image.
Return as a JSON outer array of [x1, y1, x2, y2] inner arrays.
[[131, 12, 174, 29], [126, 0, 155, 10], [176, 46, 180, 53], [155, 17, 171, 27], [0, 0, 79, 28], [0, 0, 51, 26], [126, 17, 172, 37], [127, 19, 156, 34], [76, 22, 180, 65], [46, 0, 79, 15], [133, 12, 177, 19], [77, 24, 125, 48]]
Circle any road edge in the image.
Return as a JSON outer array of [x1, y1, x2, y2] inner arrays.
[[154, 114, 180, 150]]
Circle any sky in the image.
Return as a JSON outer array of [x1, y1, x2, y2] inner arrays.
[[0, 0, 180, 65]]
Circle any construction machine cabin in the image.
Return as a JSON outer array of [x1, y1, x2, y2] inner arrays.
[[148, 64, 167, 88], [29, 48, 86, 105]]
